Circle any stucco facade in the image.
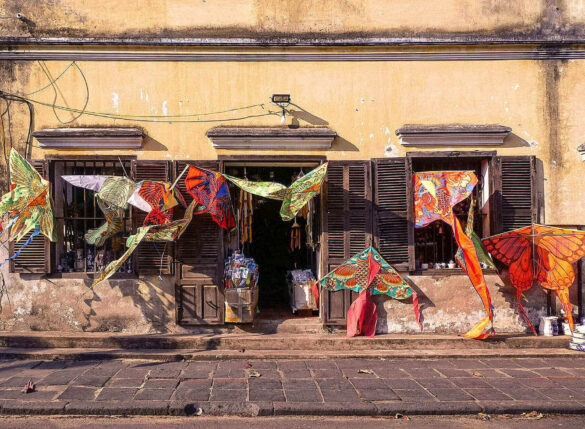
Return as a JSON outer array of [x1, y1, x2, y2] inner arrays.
[[0, 1, 582, 334]]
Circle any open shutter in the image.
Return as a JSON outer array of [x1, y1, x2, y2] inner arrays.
[[174, 160, 224, 325], [322, 161, 371, 325], [492, 156, 539, 233], [10, 159, 51, 274], [372, 158, 412, 272], [131, 160, 173, 275]]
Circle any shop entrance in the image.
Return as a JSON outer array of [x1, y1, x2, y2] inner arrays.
[[223, 161, 322, 317]]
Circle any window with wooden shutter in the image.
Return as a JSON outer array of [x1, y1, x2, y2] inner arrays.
[[322, 161, 371, 325], [174, 160, 224, 325], [372, 158, 412, 272], [131, 160, 173, 275], [492, 156, 539, 233], [10, 159, 51, 274]]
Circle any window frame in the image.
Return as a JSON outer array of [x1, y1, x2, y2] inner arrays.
[[46, 154, 137, 280], [405, 151, 498, 275]]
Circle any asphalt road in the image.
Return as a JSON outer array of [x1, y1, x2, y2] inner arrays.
[[0, 415, 583, 428]]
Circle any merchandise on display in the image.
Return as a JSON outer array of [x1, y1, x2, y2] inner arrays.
[[287, 269, 318, 313], [224, 251, 259, 289]]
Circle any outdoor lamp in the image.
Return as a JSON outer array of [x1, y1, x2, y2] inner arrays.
[[272, 94, 291, 124]]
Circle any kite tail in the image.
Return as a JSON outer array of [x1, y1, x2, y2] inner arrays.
[[516, 289, 537, 336], [311, 281, 319, 309], [452, 216, 495, 339], [412, 291, 422, 331], [556, 288, 574, 332], [346, 290, 377, 338], [0, 225, 40, 268]]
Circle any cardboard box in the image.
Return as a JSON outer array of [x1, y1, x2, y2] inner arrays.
[[224, 287, 258, 323]]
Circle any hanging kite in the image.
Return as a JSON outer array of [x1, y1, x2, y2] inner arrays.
[[92, 200, 200, 286], [320, 246, 421, 337], [0, 149, 57, 259], [414, 171, 494, 339], [222, 162, 328, 221], [483, 225, 585, 335], [184, 166, 235, 230], [62, 175, 186, 247]]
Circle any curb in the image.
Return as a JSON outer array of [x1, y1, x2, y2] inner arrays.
[[0, 400, 583, 416]]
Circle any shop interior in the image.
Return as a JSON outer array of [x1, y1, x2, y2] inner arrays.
[[223, 162, 321, 317]]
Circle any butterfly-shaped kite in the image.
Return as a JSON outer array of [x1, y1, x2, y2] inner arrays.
[[483, 224, 585, 334]]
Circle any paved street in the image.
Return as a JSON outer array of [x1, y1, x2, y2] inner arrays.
[[0, 357, 584, 416]]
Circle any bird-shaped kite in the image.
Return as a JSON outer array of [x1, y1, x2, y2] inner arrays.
[[483, 224, 585, 335], [0, 149, 56, 252], [320, 247, 420, 337], [414, 171, 494, 339], [222, 162, 328, 221]]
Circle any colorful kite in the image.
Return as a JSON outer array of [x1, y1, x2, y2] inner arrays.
[[0, 148, 56, 245], [92, 200, 200, 286], [414, 171, 494, 339], [483, 224, 585, 334], [320, 246, 420, 337], [222, 162, 328, 221], [62, 175, 185, 247], [185, 166, 235, 230]]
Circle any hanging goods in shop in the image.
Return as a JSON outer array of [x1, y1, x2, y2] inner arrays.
[[320, 247, 420, 338], [290, 217, 302, 250], [184, 166, 236, 230], [92, 200, 199, 286], [414, 171, 494, 340], [0, 149, 56, 273], [238, 186, 254, 245], [222, 162, 328, 221], [483, 224, 585, 335]]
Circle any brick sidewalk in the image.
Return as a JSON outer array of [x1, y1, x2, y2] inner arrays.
[[0, 357, 584, 416]]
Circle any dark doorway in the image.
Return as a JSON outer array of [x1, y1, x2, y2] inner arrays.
[[224, 164, 319, 312]]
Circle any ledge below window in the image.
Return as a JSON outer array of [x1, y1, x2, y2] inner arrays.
[[32, 128, 144, 149], [396, 124, 511, 147], [207, 126, 336, 150]]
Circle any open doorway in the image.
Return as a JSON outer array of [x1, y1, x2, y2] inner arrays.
[[223, 162, 321, 317]]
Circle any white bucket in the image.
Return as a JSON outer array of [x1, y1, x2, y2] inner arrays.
[[539, 316, 559, 336]]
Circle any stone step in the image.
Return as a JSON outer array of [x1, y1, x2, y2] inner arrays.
[[0, 346, 582, 361], [0, 332, 571, 351]]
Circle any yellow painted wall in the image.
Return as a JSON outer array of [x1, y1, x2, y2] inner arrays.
[[0, 0, 547, 38], [2, 56, 578, 223]]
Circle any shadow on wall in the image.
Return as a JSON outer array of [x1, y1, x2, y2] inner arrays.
[[501, 132, 532, 148], [142, 135, 168, 151], [81, 277, 173, 333]]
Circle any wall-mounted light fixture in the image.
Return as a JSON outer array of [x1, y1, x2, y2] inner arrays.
[[271, 94, 291, 124]]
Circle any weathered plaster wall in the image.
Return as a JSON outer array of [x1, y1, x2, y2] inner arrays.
[[374, 274, 547, 334], [0, 0, 554, 39]]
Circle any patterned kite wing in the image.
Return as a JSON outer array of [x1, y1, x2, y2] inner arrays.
[[320, 263, 360, 292], [280, 163, 328, 221], [532, 225, 585, 265]]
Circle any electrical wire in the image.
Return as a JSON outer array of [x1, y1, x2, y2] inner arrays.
[[24, 61, 76, 96], [0, 91, 278, 123], [39, 60, 90, 124]]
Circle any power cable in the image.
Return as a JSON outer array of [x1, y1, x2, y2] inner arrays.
[[24, 61, 76, 96]]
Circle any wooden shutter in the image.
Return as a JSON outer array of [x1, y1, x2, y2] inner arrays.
[[174, 160, 224, 325], [322, 161, 372, 325], [372, 158, 413, 272], [492, 156, 539, 233], [10, 159, 51, 274], [131, 160, 173, 275]]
